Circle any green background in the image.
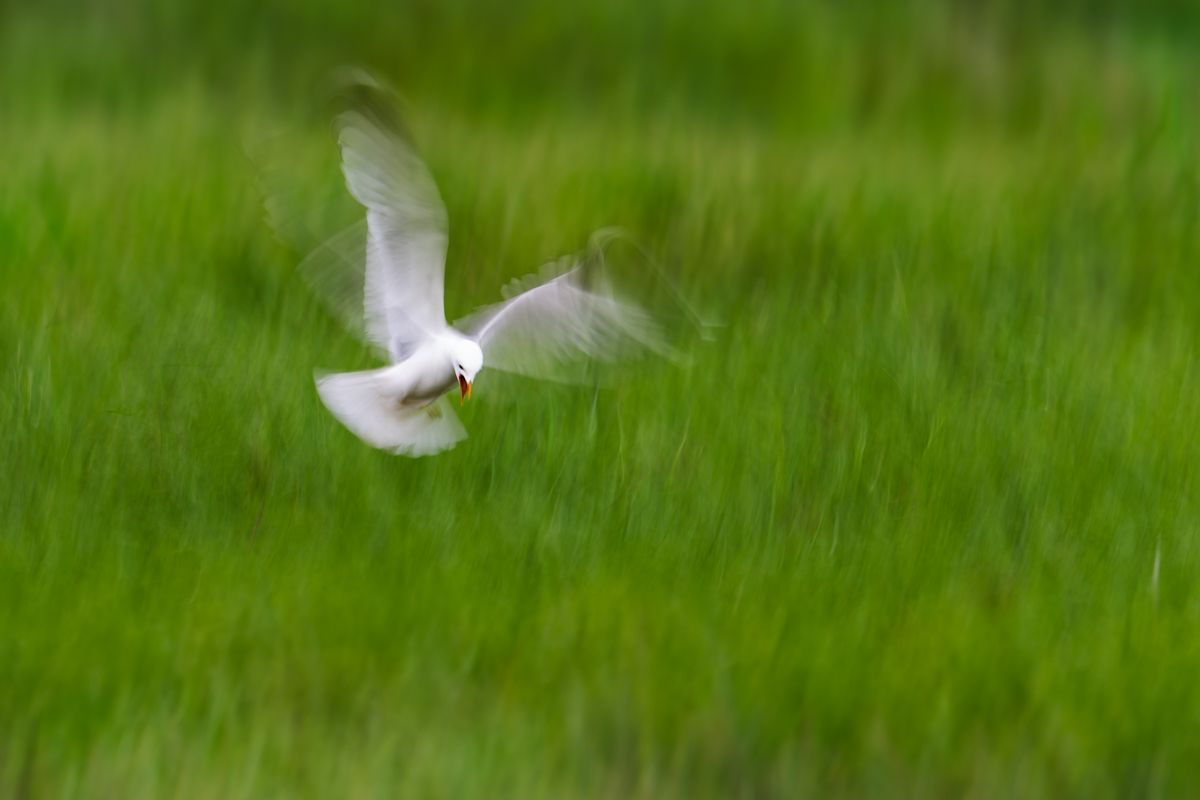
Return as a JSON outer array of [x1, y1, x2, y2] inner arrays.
[[4, 1, 1200, 796]]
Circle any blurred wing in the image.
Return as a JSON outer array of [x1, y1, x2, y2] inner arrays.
[[291, 220, 372, 341], [253, 131, 370, 343], [456, 260, 676, 383], [336, 77, 449, 359]]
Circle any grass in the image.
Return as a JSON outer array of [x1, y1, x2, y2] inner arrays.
[[4, 1, 1200, 796]]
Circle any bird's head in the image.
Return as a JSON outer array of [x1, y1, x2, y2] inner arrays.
[[451, 339, 483, 404]]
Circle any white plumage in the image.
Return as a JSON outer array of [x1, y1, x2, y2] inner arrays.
[[290, 75, 673, 457]]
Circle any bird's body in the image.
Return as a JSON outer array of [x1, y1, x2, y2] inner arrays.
[[327, 338, 460, 413], [281, 73, 676, 456], [374, 332, 480, 408], [316, 331, 483, 456]]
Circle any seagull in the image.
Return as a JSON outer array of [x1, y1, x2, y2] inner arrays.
[[291, 77, 676, 457]]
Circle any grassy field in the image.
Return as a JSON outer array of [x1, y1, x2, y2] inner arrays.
[[5, 1, 1200, 796]]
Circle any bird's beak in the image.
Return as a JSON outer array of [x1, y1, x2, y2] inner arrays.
[[458, 375, 472, 404]]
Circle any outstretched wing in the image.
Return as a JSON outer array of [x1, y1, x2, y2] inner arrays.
[[455, 257, 677, 383], [337, 78, 449, 359]]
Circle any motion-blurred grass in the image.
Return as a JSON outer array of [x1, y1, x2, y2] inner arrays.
[[4, 1, 1200, 796]]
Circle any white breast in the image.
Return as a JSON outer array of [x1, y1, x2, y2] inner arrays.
[[377, 342, 456, 407]]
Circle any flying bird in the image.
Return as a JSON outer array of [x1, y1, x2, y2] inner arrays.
[[281, 76, 677, 457]]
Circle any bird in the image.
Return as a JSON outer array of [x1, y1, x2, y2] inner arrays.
[[282, 75, 678, 457]]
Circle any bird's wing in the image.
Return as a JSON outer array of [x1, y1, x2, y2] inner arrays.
[[455, 258, 678, 383], [316, 368, 466, 457], [335, 77, 449, 360]]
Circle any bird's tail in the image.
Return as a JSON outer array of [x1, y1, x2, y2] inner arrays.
[[315, 368, 466, 457]]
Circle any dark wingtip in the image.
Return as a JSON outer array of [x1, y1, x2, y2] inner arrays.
[[324, 66, 418, 149]]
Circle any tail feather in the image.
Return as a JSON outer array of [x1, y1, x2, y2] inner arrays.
[[315, 368, 466, 457]]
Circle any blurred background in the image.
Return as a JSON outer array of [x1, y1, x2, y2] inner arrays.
[[4, 1, 1200, 796]]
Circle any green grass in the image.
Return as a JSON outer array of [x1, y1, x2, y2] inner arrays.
[[5, 1, 1200, 796]]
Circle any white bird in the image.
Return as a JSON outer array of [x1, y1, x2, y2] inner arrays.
[[292, 77, 676, 457]]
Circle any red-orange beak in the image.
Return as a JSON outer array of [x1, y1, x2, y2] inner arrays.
[[458, 375, 472, 404]]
